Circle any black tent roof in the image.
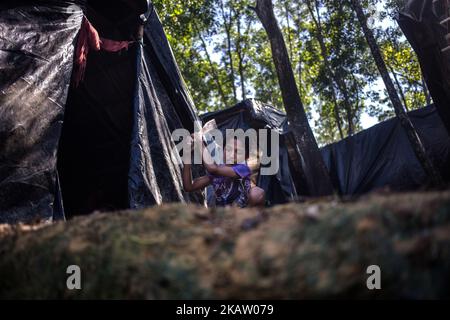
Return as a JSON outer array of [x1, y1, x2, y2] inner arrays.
[[322, 105, 450, 194]]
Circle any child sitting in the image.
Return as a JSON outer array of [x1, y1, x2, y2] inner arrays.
[[182, 134, 265, 208]]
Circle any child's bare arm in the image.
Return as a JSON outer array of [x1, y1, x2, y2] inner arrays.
[[182, 163, 211, 192], [204, 162, 238, 178], [198, 138, 238, 178]]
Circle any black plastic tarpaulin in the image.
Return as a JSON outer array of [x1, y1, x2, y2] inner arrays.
[[397, 0, 450, 135], [0, 2, 81, 223], [0, 0, 201, 223], [321, 105, 450, 195]]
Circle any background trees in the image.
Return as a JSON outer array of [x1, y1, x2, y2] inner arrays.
[[153, 0, 429, 146]]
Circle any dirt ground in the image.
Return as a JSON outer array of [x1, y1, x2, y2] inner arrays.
[[0, 190, 449, 299]]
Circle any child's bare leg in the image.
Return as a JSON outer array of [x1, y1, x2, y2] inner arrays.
[[248, 187, 265, 207]]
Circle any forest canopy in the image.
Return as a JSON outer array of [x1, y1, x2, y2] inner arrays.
[[152, 0, 431, 145]]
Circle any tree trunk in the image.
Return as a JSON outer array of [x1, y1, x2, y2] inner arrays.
[[295, 6, 304, 97], [195, 24, 229, 107], [220, 0, 238, 103], [308, 0, 352, 137], [235, 11, 247, 100], [226, 30, 238, 103], [389, 64, 409, 111], [284, 1, 294, 61], [351, 0, 443, 187], [334, 102, 344, 140], [333, 3, 355, 136], [306, 0, 344, 139], [253, 0, 334, 196]]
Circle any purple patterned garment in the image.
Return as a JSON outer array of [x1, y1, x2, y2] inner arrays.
[[209, 164, 252, 207]]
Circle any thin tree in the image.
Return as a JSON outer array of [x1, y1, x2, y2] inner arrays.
[[252, 0, 334, 196], [220, 0, 238, 103], [283, 0, 294, 60], [233, 7, 252, 101], [350, 0, 443, 186], [388, 63, 409, 111], [305, 0, 345, 139]]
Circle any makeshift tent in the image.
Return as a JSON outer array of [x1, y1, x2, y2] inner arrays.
[[0, 0, 202, 223], [397, 0, 450, 135], [203, 100, 450, 199], [201, 99, 304, 206]]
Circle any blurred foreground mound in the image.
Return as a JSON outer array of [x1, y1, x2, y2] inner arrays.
[[0, 190, 449, 299]]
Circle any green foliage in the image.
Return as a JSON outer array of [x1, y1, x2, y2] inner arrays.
[[381, 28, 430, 110], [152, 0, 428, 144]]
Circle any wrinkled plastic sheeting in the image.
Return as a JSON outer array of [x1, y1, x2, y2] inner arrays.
[[129, 44, 186, 207], [128, 11, 203, 209], [143, 11, 200, 133], [321, 105, 450, 195], [0, 2, 82, 223], [397, 0, 450, 135]]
